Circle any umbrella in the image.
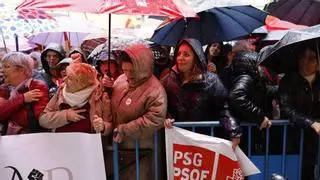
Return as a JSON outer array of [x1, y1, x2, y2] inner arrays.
[[16, 0, 197, 77], [265, 0, 320, 26], [258, 25, 320, 73], [28, 16, 104, 48], [0, 35, 36, 52], [0, 1, 57, 50], [252, 15, 307, 41], [150, 5, 267, 46], [81, 26, 160, 57], [183, 0, 268, 13], [80, 33, 108, 57], [17, 0, 197, 18], [87, 38, 151, 65]]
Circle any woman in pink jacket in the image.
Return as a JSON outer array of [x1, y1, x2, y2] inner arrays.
[[99, 44, 167, 180]]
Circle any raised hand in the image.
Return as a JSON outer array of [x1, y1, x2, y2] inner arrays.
[[92, 115, 105, 133]]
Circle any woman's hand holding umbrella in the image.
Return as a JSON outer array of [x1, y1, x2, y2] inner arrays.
[[102, 74, 114, 88]]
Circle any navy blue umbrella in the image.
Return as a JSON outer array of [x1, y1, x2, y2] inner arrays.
[[150, 5, 267, 46]]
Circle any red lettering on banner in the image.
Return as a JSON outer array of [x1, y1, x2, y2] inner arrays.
[[172, 144, 244, 180], [173, 144, 214, 180]]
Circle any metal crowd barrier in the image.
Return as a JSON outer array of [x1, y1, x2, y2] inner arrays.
[[111, 120, 318, 180]]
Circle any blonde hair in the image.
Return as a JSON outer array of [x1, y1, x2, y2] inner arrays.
[[66, 63, 98, 87]]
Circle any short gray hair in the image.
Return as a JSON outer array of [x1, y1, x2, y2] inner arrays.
[[3, 52, 34, 78]]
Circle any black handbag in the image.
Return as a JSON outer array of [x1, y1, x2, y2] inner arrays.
[[26, 103, 43, 133], [0, 120, 8, 135]]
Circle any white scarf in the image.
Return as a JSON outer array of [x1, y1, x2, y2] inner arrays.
[[303, 74, 316, 85], [62, 85, 96, 108]]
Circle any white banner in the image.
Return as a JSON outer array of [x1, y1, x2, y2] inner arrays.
[[0, 133, 106, 180], [166, 127, 260, 180]]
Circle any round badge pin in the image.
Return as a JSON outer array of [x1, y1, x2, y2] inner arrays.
[[125, 98, 132, 105]]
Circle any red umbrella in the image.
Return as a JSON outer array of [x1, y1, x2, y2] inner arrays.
[[16, 0, 196, 17], [16, 0, 196, 78], [265, 15, 307, 32]]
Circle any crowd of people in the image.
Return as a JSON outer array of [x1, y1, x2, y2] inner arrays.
[[0, 37, 319, 179]]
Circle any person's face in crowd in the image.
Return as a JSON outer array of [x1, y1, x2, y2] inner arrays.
[[209, 43, 222, 57], [59, 64, 69, 78], [64, 68, 86, 93], [99, 61, 118, 77], [31, 57, 39, 69], [46, 50, 60, 68], [299, 49, 319, 76], [227, 51, 235, 65], [3, 61, 24, 86], [122, 61, 134, 85], [176, 43, 195, 74]]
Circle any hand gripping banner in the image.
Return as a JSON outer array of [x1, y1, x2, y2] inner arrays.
[[165, 127, 260, 180]]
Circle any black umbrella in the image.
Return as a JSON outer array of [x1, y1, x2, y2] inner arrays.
[[265, 0, 320, 26], [151, 5, 267, 46], [258, 24, 320, 73]]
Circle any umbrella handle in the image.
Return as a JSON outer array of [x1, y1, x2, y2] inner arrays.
[[107, 14, 112, 78], [317, 40, 320, 66], [0, 27, 8, 53], [15, 34, 19, 52]]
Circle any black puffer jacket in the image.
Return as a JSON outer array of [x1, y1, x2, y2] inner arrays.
[[229, 52, 274, 124], [279, 72, 320, 128], [161, 38, 241, 138]]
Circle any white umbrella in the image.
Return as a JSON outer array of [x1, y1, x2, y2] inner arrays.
[[28, 16, 105, 47], [0, 36, 36, 52]]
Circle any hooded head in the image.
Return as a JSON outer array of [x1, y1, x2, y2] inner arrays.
[[69, 47, 87, 63], [120, 44, 153, 88], [57, 57, 72, 78], [173, 38, 207, 76], [231, 51, 259, 78], [93, 50, 121, 79], [41, 43, 65, 75]]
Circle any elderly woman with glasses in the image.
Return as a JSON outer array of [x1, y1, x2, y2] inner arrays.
[[39, 63, 112, 134], [0, 52, 49, 135]]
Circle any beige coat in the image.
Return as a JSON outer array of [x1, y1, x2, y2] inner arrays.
[[39, 84, 112, 135], [106, 44, 167, 180]]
